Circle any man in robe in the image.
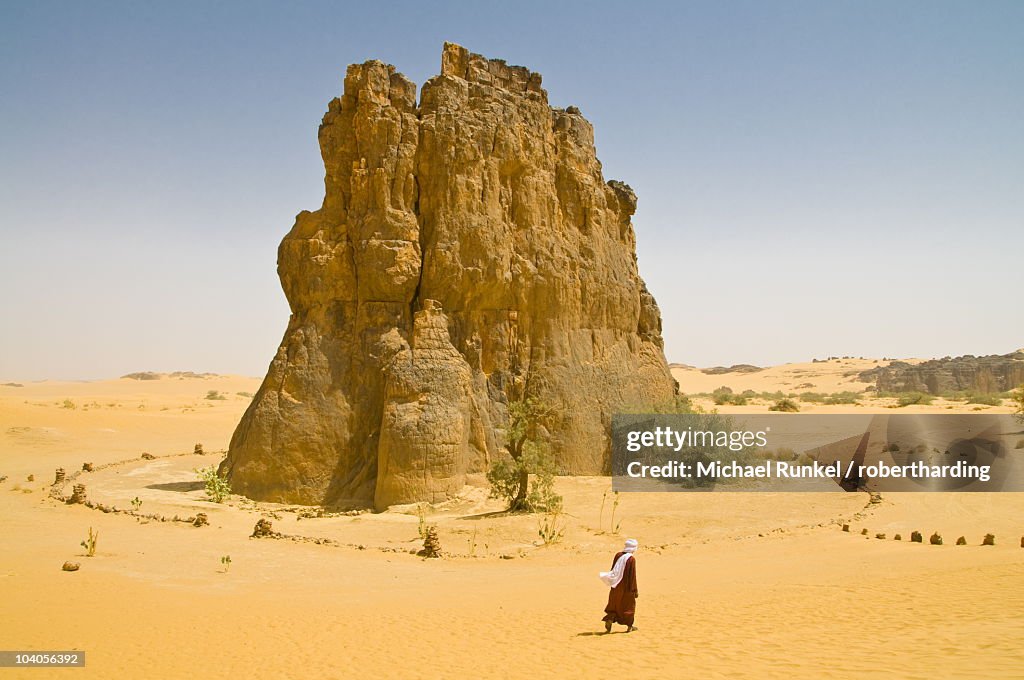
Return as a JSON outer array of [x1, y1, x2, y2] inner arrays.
[[599, 538, 639, 633]]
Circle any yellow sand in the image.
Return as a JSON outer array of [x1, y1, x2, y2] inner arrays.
[[1, 372, 1022, 679]]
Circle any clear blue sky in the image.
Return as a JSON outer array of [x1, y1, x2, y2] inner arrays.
[[1, 1, 1021, 380]]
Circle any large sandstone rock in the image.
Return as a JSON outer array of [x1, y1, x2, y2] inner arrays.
[[221, 43, 678, 510], [859, 351, 1024, 395]]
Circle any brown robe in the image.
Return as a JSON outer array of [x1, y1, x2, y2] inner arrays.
[[602, 551, 638, 626]]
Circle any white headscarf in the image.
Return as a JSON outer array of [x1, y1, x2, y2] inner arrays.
[[598, 539, 638, 588]]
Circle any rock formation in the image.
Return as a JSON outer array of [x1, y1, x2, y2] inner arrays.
[[221, 43, 678, 510], [859, 351, 1024, 395]]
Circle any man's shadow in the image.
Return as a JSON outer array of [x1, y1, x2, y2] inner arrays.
[[575, 630, 632, 636]]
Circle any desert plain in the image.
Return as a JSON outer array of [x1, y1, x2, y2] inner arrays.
[[1, 360, 1022, 679]]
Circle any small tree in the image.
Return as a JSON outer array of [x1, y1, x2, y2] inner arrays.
[[487, 441, 562, 513], [488, 397, 561, 512]]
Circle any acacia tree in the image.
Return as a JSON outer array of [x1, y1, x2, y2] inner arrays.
[[487, 396, 561, 512]]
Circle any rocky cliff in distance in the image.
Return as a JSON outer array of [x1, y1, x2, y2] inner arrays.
[[859, 351, 1024, 395], [220, 43, 678, 510]]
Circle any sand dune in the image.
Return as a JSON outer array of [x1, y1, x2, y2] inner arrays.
[[1, 373, 1022, 679]]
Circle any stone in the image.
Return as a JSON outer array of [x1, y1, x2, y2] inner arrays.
[[930, 532, 943, 545], [192, 513, 209, 527], [982, 533, 995, 546], [221, 43, 678, 510], [141, 452, 155, 460], [418, 525, 442, 558], [53, 468, 65, 485], [911, 531, 923, 543], [194, 443, 204, 455], [894, 534, 901, 541], [62, 561, 80, 572], [251, 518, 276, 538], [82, 462, 93, 472], [859, 351, 1024, 395], [956, 536, 966, 545], [67, 484, 87, 505]]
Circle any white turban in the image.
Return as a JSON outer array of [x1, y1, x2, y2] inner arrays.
[[623, 538, 638, 553]]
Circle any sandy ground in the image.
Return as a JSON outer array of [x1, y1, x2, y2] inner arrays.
[[672, 358, 1019, 415], [1, 372, 1022, 679]]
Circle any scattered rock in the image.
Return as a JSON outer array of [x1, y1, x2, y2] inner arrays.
[[894, 534, 902, 541], [81, 462, 93, 472], [860, 528, 868, 535], [417, 526, 442, 558], [192, 513, 209, 527], [982, 533, 995, 546], [875, 533, 886, 540], [194, 443, 204, 455], [930, 532, 943, 545], [141, 452, 155, 460], [53, 468, 66, 485], [956, 536, 967, 545], [251, 518, 276, 538], [842, 524, 850, 532], [61, 561, 80, 572], [27, 474, 34, 482], [911, 531, 923, 543], [67, 484, 87, 505]]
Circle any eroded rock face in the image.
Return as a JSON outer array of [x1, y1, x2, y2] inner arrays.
[[221, 43, 678, 510], [859, 351, 1024, 395]]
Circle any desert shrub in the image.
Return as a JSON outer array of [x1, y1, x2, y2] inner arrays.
[[80, 527, 98, 557], [221, 555, 232, 572], [236, 391, 254, 398], [824, 392, 861, 405], [487, 397, 562, 512], [416, 503, 428, 539], [487, 440, 562, 513], [1010, 386, 1024, 422], [205, 390, 227, 401], [195, 465, 231, 503], [966, 393, 1002, 406], [537, 511, 565, 545], [712, 387, 747, 406], [62, 399, 76, 409], [774, 447, 798, 460], [769, 398, 799, 412], [897, 392, 934, 407], [795, 452, 815, 467], [799, 392, 825, 403]]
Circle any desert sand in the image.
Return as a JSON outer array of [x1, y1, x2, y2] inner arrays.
[[1, 370, 1022, 679]]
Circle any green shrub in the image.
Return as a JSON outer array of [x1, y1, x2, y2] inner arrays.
[[487, 440, 562, 513], [966, 393, 1002, 406], [769, 398, 800, 412], [195, 465, 231, 503], [896, 392, 934, 407], [712, 387, 747, 406], [205, 390, 227, 401], [824, 391, 861, 405]]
